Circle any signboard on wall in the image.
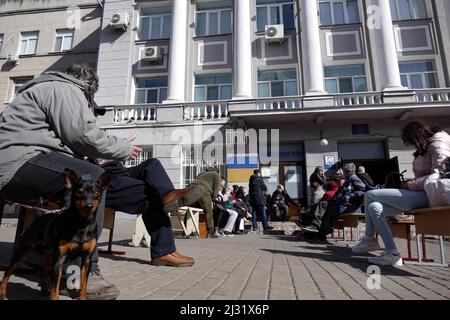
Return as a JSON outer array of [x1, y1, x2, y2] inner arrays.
[[324, 155, 336, 170], [351, 124, 370, 135]]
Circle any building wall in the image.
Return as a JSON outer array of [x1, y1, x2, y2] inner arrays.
[[96, 0, 450, 195], [0, 1, 102, 111]]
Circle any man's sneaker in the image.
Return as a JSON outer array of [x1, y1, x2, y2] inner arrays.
[[223, 231, 234, 237], [60, 270, 120, 300], [264, 226, 274, 230], [301, 225, 319, 233], [369, 251, 403, 267], [351, 238, 381, 254]]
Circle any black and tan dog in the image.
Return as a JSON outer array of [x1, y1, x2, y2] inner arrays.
[[0, 169, 111, 300]]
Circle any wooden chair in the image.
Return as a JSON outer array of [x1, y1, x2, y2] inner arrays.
[[169, 207, 205, 238], [403, 206, 450, 267], [98, 207, 124, 256]]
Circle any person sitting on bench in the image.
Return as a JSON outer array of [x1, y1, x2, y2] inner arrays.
[[351, 121, 450, 267]]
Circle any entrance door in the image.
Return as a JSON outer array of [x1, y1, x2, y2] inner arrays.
[[341, 157, 400, 186], [279, 162, 303, 218]]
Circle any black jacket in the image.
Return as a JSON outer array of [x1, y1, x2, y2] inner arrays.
[[310, 172, 326, 188], [357, 172, 374, 187], [248, 174, 267, 206], [271, 190, 294, 206]]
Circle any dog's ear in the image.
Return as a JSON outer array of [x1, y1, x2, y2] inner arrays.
[[97, 171, 112, 189], [64, 169, 78, 190]]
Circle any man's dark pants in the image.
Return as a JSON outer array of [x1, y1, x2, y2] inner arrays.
[[0, 152, 176, 272]]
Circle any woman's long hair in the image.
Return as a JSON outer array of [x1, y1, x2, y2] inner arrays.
[[401, 121, 439, 156]]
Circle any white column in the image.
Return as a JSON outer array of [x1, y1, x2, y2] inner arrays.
[[377, 0, 404, 90], [233, 0, 253, 99], [164, 0, 189, 103], [300, 0, 326, 95]]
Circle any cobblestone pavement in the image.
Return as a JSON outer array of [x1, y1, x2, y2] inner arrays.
[[1, 219, 449, 300]]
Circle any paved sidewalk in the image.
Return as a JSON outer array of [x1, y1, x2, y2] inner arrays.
[[1, 219, 449, 300]]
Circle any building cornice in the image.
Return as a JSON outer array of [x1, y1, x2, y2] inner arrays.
[[0, 3, 100, 17]]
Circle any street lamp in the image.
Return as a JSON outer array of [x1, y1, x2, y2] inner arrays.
[[319, 131, 328, 147]]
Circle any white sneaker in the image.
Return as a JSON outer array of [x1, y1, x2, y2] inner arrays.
[[351, 238, 381, 254], [369, 251, 403, 267]]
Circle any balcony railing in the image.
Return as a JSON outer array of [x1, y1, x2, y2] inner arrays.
[[183, 101, 229, 121], [333, 92, 383, 107], [415, 88, 450, 103], [113, 105, 157, 123], [102, 88, 450, 126], [256, 96, 302, 110]]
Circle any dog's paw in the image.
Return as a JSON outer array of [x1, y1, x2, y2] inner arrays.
[[0, 294, 7, 300]]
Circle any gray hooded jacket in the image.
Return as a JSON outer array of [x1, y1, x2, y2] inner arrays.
[[0, 71, 131, 189]]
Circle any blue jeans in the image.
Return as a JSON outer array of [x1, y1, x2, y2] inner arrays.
[[364, 189, 429, 251], [252, 205, 269, 230]]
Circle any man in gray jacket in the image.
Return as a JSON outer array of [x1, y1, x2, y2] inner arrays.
[[0, 64, 203, 299]]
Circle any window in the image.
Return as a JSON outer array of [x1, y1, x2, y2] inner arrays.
[[19, 32, 38, 55], [135, 77, 168, 104], [196, 2, 232, 37], [390, 0, 427, 21], [139, 7, 172, 40], [256, 0, 295, 32], [194, 74, 232, 101], [0, 34, 3, 54], [324, 64, 367, 93], [399, 60, 438, 89], [11, 77, 33, 101], [257, 69, 298, 97], [55, 29, 74, 52], [124, 148, 153, 167], [182, 145, 226, 187], [319, 0, 360, 25]]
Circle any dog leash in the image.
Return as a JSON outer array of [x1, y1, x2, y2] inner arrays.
[[3, 200, 66, 215]]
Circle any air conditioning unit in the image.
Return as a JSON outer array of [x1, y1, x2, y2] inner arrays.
[[6, 54, 19, 65], [265, 24, 285, 43], [143, 46, 162, 62], [110, 12, 129, 31]]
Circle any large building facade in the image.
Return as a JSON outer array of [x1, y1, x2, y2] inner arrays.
[[0, 0, 103, 110], [4, 0, 449, 211]]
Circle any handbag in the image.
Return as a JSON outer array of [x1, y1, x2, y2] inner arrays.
[[384, 171, 407, 189]]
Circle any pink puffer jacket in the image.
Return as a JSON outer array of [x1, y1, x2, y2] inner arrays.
[[407, 131, 450, 191]]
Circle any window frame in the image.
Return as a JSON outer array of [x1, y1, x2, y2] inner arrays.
[[323, 64, 367, 94], [193, 74, 232, 102], [195, 6, 232, 37], [124, 148, 153, 168], [54, 29, 74, 52], [256, 0, 295, 32], [0, 34, 3, 55], [139, 10, 172, 40], [389, 0, 428, 21], [11, 76, 34, 101], [399, 60, 438, 89], [257, 68, 299, 98], [318, 0, 361, 26], [19, 31, 39, 56], [135, 77, 168, 104]]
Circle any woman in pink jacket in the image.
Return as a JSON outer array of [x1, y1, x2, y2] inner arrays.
[[351, 121, 450, 266]]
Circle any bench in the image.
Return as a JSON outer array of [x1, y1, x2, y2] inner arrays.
[[403, 206, 450, 267], [388, 216, 434, 264]]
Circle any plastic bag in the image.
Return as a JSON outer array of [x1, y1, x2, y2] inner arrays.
[[424, 169, 450, 207], [438, 179, 450, 205]]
